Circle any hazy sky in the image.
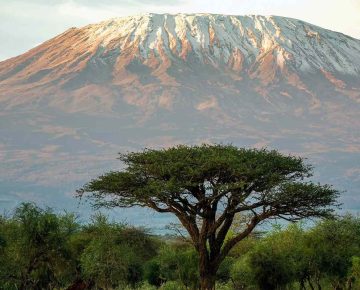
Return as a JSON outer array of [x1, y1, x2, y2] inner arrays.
[[1, 0, 359, 61]]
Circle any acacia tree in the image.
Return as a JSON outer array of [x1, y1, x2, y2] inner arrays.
[[78, 144, 339, 290]]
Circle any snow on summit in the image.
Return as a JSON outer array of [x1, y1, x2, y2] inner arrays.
[[79, 13, 360, 75]]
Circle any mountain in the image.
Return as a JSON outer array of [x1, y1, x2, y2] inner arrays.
[[0, 14, 359, 225]]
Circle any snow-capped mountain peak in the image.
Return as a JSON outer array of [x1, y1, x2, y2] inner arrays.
[[0, 13, 359, 111], [75, 13, 360, 75]]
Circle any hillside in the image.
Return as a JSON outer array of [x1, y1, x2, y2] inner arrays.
[[0, 14, 359, 220]]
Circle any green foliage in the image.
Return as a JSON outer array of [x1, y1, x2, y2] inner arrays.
[[79, 145, 338, 220], [121, 282, 158, 290], [231, 256, 256, 289], [229, 217, 360, 289], [145, 241, 199, 289], [0, 203, 360, 290], [144, 259, 163, 287], [249, 243, 294, 289], [80, 214, 157, 289], [216, 257, 235, 283], [0, 204, 158, 290], [215, 282, 235, 290], [348, 256, 360, 289], [305, 215, 360, 288], [0, 203, 79, 290], [159, 280, 187, 290]]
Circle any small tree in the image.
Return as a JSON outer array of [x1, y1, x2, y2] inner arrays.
[[80, 214, 157, 289], [306, 216, 360, 289], [243, 224, 308, 290], [78, 144, 339, 290], [0, 203, 78, 290]]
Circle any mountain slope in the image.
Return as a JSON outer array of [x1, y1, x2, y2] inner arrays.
[[1, 14, 359, 112], [0, 14, 359, 221]]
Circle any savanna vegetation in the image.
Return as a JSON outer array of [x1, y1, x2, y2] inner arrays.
[[0, 204, 360, 290], [1, 144, 358, 290]]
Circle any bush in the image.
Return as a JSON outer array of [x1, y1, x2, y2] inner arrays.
[[215, 282, 235, 290], [231, 256, 256, 289], [145, 242, 199, 289], [1, 203, 360, 290], [159, 280, 186, 290], [80, 214, 157, 289], [0, 203, 79, 289]]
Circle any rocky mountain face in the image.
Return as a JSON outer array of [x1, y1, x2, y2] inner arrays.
[[0, 14, 359, 224]]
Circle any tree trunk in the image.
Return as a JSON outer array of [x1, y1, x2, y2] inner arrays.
[[199, 270, 216, 290], [198, 241, 218, 290], [199, 254, 217, 289]]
